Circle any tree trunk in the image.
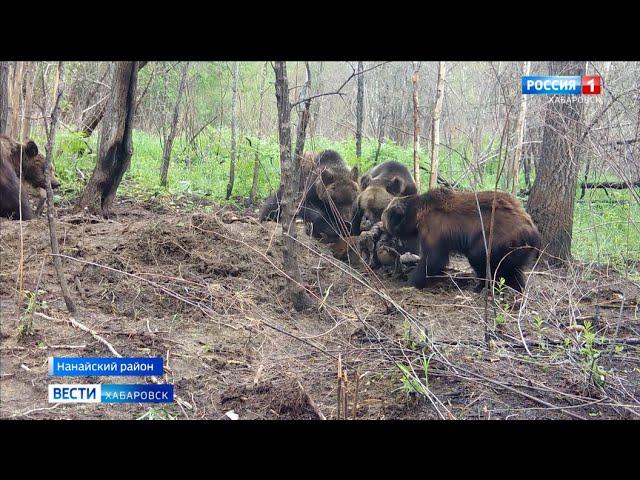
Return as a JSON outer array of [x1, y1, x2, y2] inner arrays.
[[310, 62, 323, 138], [160, 62, 189, 187], [43, 62, 76, 314], [527, 61, 585, 265], [273, 61, 312, 312], [510, 61, 531, 194], [250, 61, 268, 205], [523, 152, 532, 191], [355, 61, 364, 158], [226, 62, 239, 200], [0, 62, 9, 135], [79, 62, 147, 138], [294, 62, 312, 160], [429, 61, 447, 190], [75, 61, 139, 218], [8, 61, 25, 139], [21, 62, 36, 141], [374, 79, 388, 164], [412, 62, 421, 191]]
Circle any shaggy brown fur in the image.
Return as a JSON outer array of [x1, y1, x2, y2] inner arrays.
[[352, 161, 417, 234], [0, 155, 32, 220], [0, 136, 60, 220], [382, 188, 541, 291], [259, 150, 359, 242]]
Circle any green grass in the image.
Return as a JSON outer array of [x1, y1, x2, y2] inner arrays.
[[573, 189, 640, 270], [47, 128, 640, 273]]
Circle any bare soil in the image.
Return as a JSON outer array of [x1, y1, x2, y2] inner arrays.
[[1, 196, 639, 420]]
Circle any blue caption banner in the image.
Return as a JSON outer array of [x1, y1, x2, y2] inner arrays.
[[522, 76, 582, 95], [101, 384, 173, 403], [48, 384, 174, 403], [49, 357, 163, 377]]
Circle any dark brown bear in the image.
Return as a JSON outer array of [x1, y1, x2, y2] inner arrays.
[[0, 135, 60, 220], [0, 155, 33, 220], [382, 188, 541, 292], [352, 160, 418, 235], [260, 150, 359, 242]]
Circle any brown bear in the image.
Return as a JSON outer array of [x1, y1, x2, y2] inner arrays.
[[352, 160, 418, 235], [0, 154, 33, 220], [349, 161, 419, 267], [381, 188, 541, 292], [0, 135, 60, 220], [260, 150, 359, 242]]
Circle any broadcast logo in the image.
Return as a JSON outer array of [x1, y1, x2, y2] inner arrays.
[[522, 75, 602, 95], [48, 357, 173, 404], [48, 383, 174, 403]]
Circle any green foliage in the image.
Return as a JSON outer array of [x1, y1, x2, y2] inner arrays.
[[493, 277, 509, 326], [18, 289, 47, 338], [397, 354, 433, 398], [573, 189, 640, 270], [578, 321, 608, 387], [532, 315, 547, 351], [136, 408, 177, 420], [58, 131, 91, 158], [400, 319, 427, 350]]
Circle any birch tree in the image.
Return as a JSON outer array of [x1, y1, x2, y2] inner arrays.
[[429, 61, 446, 189], [250, 61, 268, 205], [226, 61, 239, 200], [355, 61, 364, 158], [412, 61, 421, 191]]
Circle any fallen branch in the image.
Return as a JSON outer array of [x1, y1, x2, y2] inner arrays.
[[10, 403, 61, 418], [581, 180, 640, 190], [296, 379, 326, 420]]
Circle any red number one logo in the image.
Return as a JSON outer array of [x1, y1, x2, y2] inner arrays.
[[582, 75, 602, 95]]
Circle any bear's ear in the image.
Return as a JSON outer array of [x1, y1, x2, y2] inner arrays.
[[320, 169, 336, 185], [360, 174, 371, 190], [387, 176, 403, 195], [24, 140, 39, 157], [389, 205, 405, 229], [350, 166, 359, 182]]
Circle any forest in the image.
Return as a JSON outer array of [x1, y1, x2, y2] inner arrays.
[[0, 61, 638, 420]]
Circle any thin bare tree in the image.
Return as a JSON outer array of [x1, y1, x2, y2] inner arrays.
[[510, 61, 531, 194], [42, 62, 76, 314], [412, 61, 421, 191], [310, 62, 324, 138], [273, 61, 312, 311], [0, 62, 9, 135], [373, 77, 389, 164], [355, 61, 365, 158], [250, 61, 268, 205], [294, 63, 313, 160], [160, 62, 189, 187], [8, 62, 25, 139], [429, 61, 447, 190], [20, 62, 37, 141], [226, 62, 240, 200]]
